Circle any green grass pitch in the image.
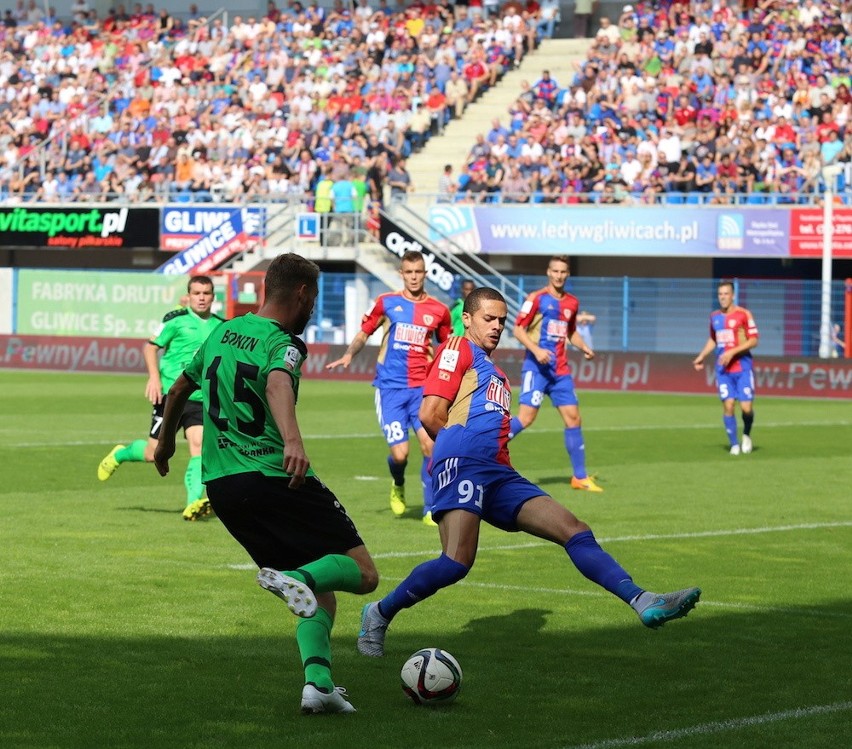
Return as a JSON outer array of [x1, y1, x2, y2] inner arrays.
[[1, 371, 850, 749]]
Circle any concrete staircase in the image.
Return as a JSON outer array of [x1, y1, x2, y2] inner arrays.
[[406, 37, 594, 198]]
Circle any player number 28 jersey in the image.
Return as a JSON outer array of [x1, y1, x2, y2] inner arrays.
[[361, 292, 451, 388], [424, 336, 513, 467], [184, 312, 315, 483]]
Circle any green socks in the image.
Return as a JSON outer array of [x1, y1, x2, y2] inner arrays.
[[184, 455, 202, 504], [115, 440, 147, 464], [296, 607, 334, 692], [286, 554, 363, 594]]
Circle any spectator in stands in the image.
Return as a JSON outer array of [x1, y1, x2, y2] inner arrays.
[[437, 163, 456, 203], [387, 156, 412, 202]]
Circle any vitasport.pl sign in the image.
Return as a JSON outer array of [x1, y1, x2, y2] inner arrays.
[[0, 207, 160, 248]]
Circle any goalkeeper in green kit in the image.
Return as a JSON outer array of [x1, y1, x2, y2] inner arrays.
[[154, 252, 378, 713], [97, 275, 225, 520]]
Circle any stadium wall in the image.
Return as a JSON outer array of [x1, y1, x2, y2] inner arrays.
[[2, 335, 850, 399]]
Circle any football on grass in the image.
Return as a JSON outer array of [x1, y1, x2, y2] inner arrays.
[[400, 647, 462, 705]]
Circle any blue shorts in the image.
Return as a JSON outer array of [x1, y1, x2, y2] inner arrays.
[[431, 457, 545, 532], [716, 370, 755, 402], [518, 367, 579, 409], [375, 386, 423, 446]]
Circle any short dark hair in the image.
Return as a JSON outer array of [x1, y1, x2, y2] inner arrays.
[[401, 250, 424, 265], [549, 255, 570, 268], [264, 252, 320, 302], [718, 280, 735, 293], [464, 287, 506, 315], [188, 275, 213, 291]]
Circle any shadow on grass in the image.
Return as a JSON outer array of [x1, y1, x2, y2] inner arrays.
[[3, 601, 850, 749]]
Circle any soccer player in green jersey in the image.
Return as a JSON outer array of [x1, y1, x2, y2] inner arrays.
[[154, 253, 379, 714], [97, 276, 225, 521]]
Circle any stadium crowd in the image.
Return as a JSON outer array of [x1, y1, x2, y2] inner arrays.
[[0, 0, 547, 204], [2, 0, 851, 208], [452, 0, 852, 204]]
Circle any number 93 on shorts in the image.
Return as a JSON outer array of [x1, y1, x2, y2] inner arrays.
[[375, 387, 423, 446], [431, 457, 546, 532]]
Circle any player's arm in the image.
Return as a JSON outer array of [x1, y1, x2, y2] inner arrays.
[[266, 369, 309, 488], [568, 330, 594, 359], [692, 336, 716, 370], [420, 394, 452, 441], [325, 329, 369, 369], [513, 295, 551, 364], [143, 342, 164, 404], [513, 323, 552, 365], [153, 373, 198, 476]]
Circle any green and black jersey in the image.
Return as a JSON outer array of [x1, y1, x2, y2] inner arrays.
[[151, 308, 226, 402], [184, 312, 315, 482]]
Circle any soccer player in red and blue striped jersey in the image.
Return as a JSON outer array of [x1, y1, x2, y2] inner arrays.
[[326, 250, 451, 522], [356, 287, 701, 657], [693, 280, 759, 455], [510, 255, 603, 492]]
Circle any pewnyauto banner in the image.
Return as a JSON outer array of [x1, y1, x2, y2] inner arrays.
[[0, 207, 159, 248], [427, 205, 790, 257], [0, 335, 147, 372], [15, 270, 187, 338]]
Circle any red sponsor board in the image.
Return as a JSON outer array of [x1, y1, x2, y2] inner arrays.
[[4, 337, 850, 398], [0, 335, 147, 372], [789, 208, 852, 257]]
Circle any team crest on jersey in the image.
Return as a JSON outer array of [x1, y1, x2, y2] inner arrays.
[[485, 375, 511, 412], [563, 309, 573, 320], [438, 348, 460, 371], [393, 305, 404, 312], [282, 345, 301, 371], [423, 314, 434, 326]]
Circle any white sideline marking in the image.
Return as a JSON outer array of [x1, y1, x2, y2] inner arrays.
[[4, 418, 851, 447], [354, 475, 381, 481], [563, 701, 852, 749], [369, 521, 852, 559]]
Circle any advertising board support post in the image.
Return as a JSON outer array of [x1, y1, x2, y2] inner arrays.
[[819, 170, 839, 358]]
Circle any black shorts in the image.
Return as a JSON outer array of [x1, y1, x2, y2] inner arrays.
[[206, 472, 365, 570], [149, 398, 203, 439]]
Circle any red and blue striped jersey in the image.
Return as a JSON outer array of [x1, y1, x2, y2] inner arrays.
[[515, 288, 580, 377], [361, 292, 451, 388], [709, 306, 759, 373], [424, 336, 512, 467]]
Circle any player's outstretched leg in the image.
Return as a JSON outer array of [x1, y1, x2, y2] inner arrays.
[[257, 568, 318, 617], [300, 684, 356, 714], [632, 588, 702, 629], [98, 440, 147, 481], [357, 602, 390, 657]]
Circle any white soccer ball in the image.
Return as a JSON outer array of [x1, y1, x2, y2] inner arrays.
[[400, 647, 462, 705]]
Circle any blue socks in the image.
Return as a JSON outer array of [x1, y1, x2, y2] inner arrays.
[[388, 455, 407, 486], [723, 415, 738, 446], [378, 553, 469, 621], [564, 427, 587, 479], [565, 530, 643, 603], [509, 417, 524, 440]]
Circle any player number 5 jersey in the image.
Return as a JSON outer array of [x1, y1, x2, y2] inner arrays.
[[709, 306, 758, 373]]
